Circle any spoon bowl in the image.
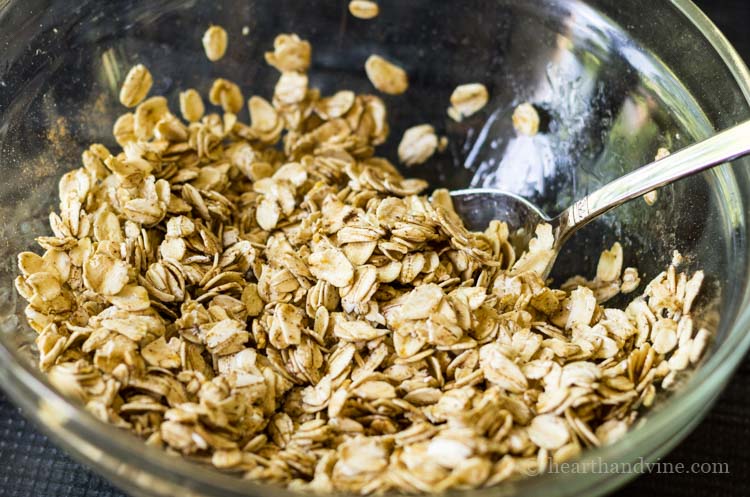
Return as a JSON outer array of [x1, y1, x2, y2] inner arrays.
[[449, 188, 549, 233], [449, 188, 549, 253], [450, 118, 750, 278]]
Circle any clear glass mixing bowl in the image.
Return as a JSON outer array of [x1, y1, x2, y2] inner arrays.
[[1, 1, 749, 496]]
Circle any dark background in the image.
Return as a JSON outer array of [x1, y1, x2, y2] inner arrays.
[[1, 1, 749, 496]]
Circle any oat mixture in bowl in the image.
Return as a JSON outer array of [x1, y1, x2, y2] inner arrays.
[[10, 24, 713, 495], [1, 1, 750, 497]]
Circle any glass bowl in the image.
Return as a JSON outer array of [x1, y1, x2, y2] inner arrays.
[[1, 1, 750, 496]]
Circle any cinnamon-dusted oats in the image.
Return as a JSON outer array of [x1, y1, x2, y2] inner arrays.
[[15, 28, 713, 496]]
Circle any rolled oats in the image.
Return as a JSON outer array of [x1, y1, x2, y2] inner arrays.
[[512, 102, 540, 136], [308, 248, 354, 288], [248, 96, 280, 133], [16, 28, 713, 496], [119, 64, 153, 108], [448, 83, 489, 121], [179, 89, 205, 123], [689, 328, 710, 364], [398, 124, 438, 167], [202, 25, 228, 61], [365, 55, 408, 95], [620, 267, 640, 294], [265, 34, 311, 73], [134, 96, 169, 140], [315, 91, 355, 120], [643, 190, 658, 206], [112, 113, 137, 147], [349, 0, 379, 19], [274, 71, 308, 105], [644, 147, 670, 205], [209, 78, 244, 114], [528, 414, 569, 450]]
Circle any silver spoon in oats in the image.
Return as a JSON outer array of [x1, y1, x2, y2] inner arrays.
[[450, 118, 750, 279]]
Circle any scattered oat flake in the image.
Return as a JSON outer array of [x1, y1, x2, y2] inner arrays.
[[179, 89, 205, 122], [438, 136, 449, 152], [209, 78, 244, 114], [202, 25, 228, 61], [265, 33, 311, 73], [398, 124, 438, 167], [349, 0, 379, 19], [644, 147, 670, 205], [512, 102, 540, 136], [448, 83, 489, 121], [655, 147, 671, 161], [365, 54, 408, 95], [119, 64, 153, 108]]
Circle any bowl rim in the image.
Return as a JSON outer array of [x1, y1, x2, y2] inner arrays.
[[2, 1, 750, 496]]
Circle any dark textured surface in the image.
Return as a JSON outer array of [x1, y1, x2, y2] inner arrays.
[[0, 389, 118, 496], [1, 1, 750, 496]]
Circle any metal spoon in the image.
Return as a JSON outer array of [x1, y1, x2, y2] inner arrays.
[[449, 119, 750, 279]]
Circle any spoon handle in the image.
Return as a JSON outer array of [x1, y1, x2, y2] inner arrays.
[[555, 119, 750, 244]]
